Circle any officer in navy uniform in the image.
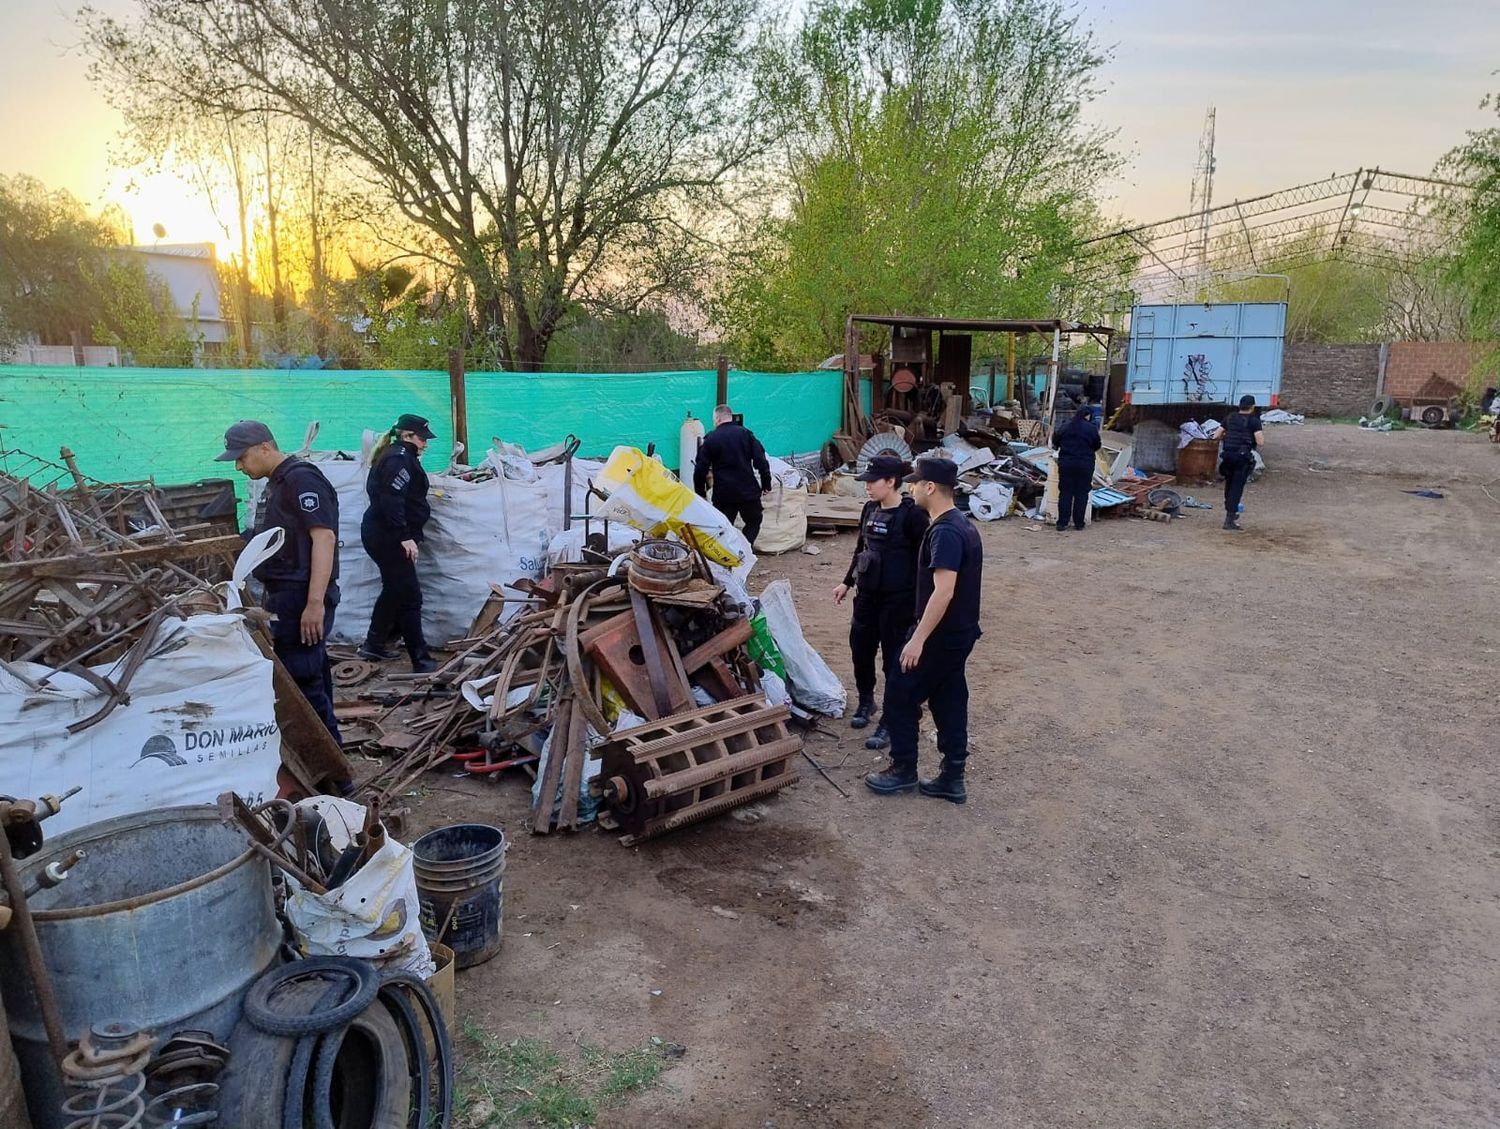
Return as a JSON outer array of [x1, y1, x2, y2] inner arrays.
[[833, 455, 928, 749], [216, 420, 342, 743], [359, 413, 436, 673], [865, 456, 983, 804]]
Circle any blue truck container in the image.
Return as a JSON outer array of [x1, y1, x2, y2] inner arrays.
[[1124, 302, 1286, 407]]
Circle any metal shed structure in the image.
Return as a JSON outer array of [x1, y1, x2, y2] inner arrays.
[[840, 314, 1116, 443]]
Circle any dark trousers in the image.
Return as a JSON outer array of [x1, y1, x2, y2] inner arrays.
[[362, 521, 428, 660], [715, 493, 764, 545], [884, 634, 977, 774], [1056, 463, 1092, 530], [264, 582, 341, 745], [1221, 454, 1254, 517], [849, 591, 915, 713]]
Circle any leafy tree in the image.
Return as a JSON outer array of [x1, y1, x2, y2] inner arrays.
[[81, 0, 773, 371], [0, 174, 193, 362], [1439, 96, 1500, 340], [716, 0, 1121, 367], [0, 175, 121, 350]]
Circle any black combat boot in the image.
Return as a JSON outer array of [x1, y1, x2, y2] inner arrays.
[[1222, 517, 1243, 532], [864, 760, 918, 795], [850, 695, 875, 730], [357, 639, 401, 661], [864, 725, 890, 751], [918, 763, 967, 804]]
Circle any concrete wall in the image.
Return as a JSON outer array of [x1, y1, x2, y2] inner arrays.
[[1280, 344, 1381, 417]]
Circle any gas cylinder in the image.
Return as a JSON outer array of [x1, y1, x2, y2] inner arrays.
[[679, 411, 705, 484]]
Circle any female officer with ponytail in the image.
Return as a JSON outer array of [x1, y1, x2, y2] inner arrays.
[[358, 413, 436, 672]]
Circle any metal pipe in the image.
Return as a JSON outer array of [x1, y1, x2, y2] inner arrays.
[[0, 808, 69, 1066]]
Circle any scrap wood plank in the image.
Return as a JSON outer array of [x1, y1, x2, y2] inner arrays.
[[531, 696, 572, 834], [805, 495, 865, 529], [0, 534, 246, 580]]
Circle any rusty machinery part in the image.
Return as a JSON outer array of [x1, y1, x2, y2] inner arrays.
[[890, 366, 918, 393], [590, 694, 802, 845], [855, 432, 914, 476], [626, 539, 694, 596], [142, 1031, 230, 1127], [60, 1021, 155, 1129], [1, 786, 81, 859], [331, 659, 378, 688]]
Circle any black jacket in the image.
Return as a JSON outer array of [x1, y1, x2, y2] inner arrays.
[[693, 421, 772, 503], [363, 442, 431, 542], [1054, 416, 1102, 471]]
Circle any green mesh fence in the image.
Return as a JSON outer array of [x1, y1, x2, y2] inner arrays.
[[0, 365, 845, 488]]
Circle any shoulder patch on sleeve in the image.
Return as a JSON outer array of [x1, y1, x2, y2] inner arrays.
[[299, 491, 320, 512]]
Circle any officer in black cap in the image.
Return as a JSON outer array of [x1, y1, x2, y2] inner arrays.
[[359, 413, 437, 672], [865, 455, 983, 804], [833, 454, 928, 747], [216, 420, 342, 743]]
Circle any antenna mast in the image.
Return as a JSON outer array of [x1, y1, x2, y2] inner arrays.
[[1188, 106, 1217, 280]]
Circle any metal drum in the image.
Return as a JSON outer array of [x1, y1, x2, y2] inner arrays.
[[0, 805, 279, 1129]]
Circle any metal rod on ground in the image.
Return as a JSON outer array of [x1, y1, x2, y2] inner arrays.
[[800, 747, 850, 798], [0, 806, 69, 1065]]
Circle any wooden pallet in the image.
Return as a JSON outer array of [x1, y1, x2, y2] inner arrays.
[[591, 695, 801, 845], [805, 495, 865, 531]]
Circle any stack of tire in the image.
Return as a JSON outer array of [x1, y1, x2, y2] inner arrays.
[[216, 957, 452, 1128]]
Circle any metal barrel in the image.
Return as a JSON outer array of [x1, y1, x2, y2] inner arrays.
[[0, 805, 279, 1129], [412, 824, 506, 969]]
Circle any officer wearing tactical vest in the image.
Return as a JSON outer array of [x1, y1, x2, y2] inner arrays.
[[834, 455, 928, 750], [216, 420, 342, 744]]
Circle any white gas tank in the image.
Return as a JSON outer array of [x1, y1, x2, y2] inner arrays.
[[679, 411, 706, 484]]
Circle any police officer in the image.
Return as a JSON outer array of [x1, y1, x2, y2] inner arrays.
[[359, 413, 436, 673], [216, 420, 342, 743], [693, 404, 772, 544], [834, 454, 928, 748], [865, 456, 983, 804], [1219, 394, 1265, 531]]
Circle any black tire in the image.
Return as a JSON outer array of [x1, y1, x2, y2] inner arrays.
[[244, 958, 381, 1036], [1420, 404, 1445, 427], [1370, 395, 1396, 419], [218, 979, 414, 1129]]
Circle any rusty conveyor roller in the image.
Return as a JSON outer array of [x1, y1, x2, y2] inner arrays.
[[590, 694, 801, 845]]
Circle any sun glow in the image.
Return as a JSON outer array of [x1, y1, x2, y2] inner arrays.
[[107, 167, 239, 256]]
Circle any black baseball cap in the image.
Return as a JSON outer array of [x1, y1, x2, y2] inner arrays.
[[215, 420, 275, 461], [904, 456, 958, 487], [395, 413, 436, 439], [1239, 394, 1256, 409], [855, 454, 909, 482]]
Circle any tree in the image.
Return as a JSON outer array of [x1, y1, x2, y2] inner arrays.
[[82, 0, 772, 370], [0, 174, 200, 363], [715, 0, 1121, 367], [1439, 97, 1500, 340]]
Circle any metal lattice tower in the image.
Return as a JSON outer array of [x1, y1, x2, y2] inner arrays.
[[1187, 106, 1217, 279]]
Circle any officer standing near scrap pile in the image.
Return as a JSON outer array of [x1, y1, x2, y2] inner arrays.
[[693, 404, 773, 544], [216, 420, 342, 744], [358, 413, 436, 673], [865, 456, 983, 804], [834, 454, 928, 751]]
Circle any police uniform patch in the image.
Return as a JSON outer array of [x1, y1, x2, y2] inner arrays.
[[299, 491, 320, 512]]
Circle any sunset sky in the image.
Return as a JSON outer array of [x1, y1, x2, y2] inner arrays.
[[2, 0, 1497, 251]]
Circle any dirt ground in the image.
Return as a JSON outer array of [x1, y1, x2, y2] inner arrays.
[[402, 421, 1500, 1128]]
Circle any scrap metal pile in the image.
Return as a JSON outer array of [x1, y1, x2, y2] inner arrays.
[[0, 445, 242, 672], [358, 537, 802, 845]]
